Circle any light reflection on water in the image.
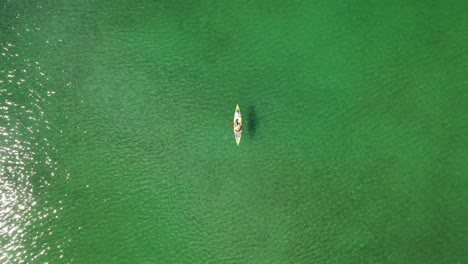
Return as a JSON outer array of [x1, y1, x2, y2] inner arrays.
[[0, 39, 64, 263]]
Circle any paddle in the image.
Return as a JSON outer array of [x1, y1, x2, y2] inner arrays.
[[227, 121, 248, 126]]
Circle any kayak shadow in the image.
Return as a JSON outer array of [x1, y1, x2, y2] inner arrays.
[[247, 106, 257, 139]]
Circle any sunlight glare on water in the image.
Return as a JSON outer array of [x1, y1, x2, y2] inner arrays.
[[0, 38, 64, 263]]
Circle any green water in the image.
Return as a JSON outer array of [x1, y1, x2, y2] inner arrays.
[[1, 1, 468, 263]]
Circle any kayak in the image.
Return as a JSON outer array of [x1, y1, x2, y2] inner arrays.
[[233, 104, 242, 145]]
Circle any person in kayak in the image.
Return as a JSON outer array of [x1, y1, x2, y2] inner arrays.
[[234, 119, 242, 132]]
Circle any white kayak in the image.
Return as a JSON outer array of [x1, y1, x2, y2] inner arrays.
[[233, 104, 242, 145]]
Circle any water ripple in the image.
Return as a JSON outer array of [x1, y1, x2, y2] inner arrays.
[[0, 35, 64, 263]]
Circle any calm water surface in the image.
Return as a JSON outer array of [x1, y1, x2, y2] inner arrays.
[[1, 1, 468, 263]]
